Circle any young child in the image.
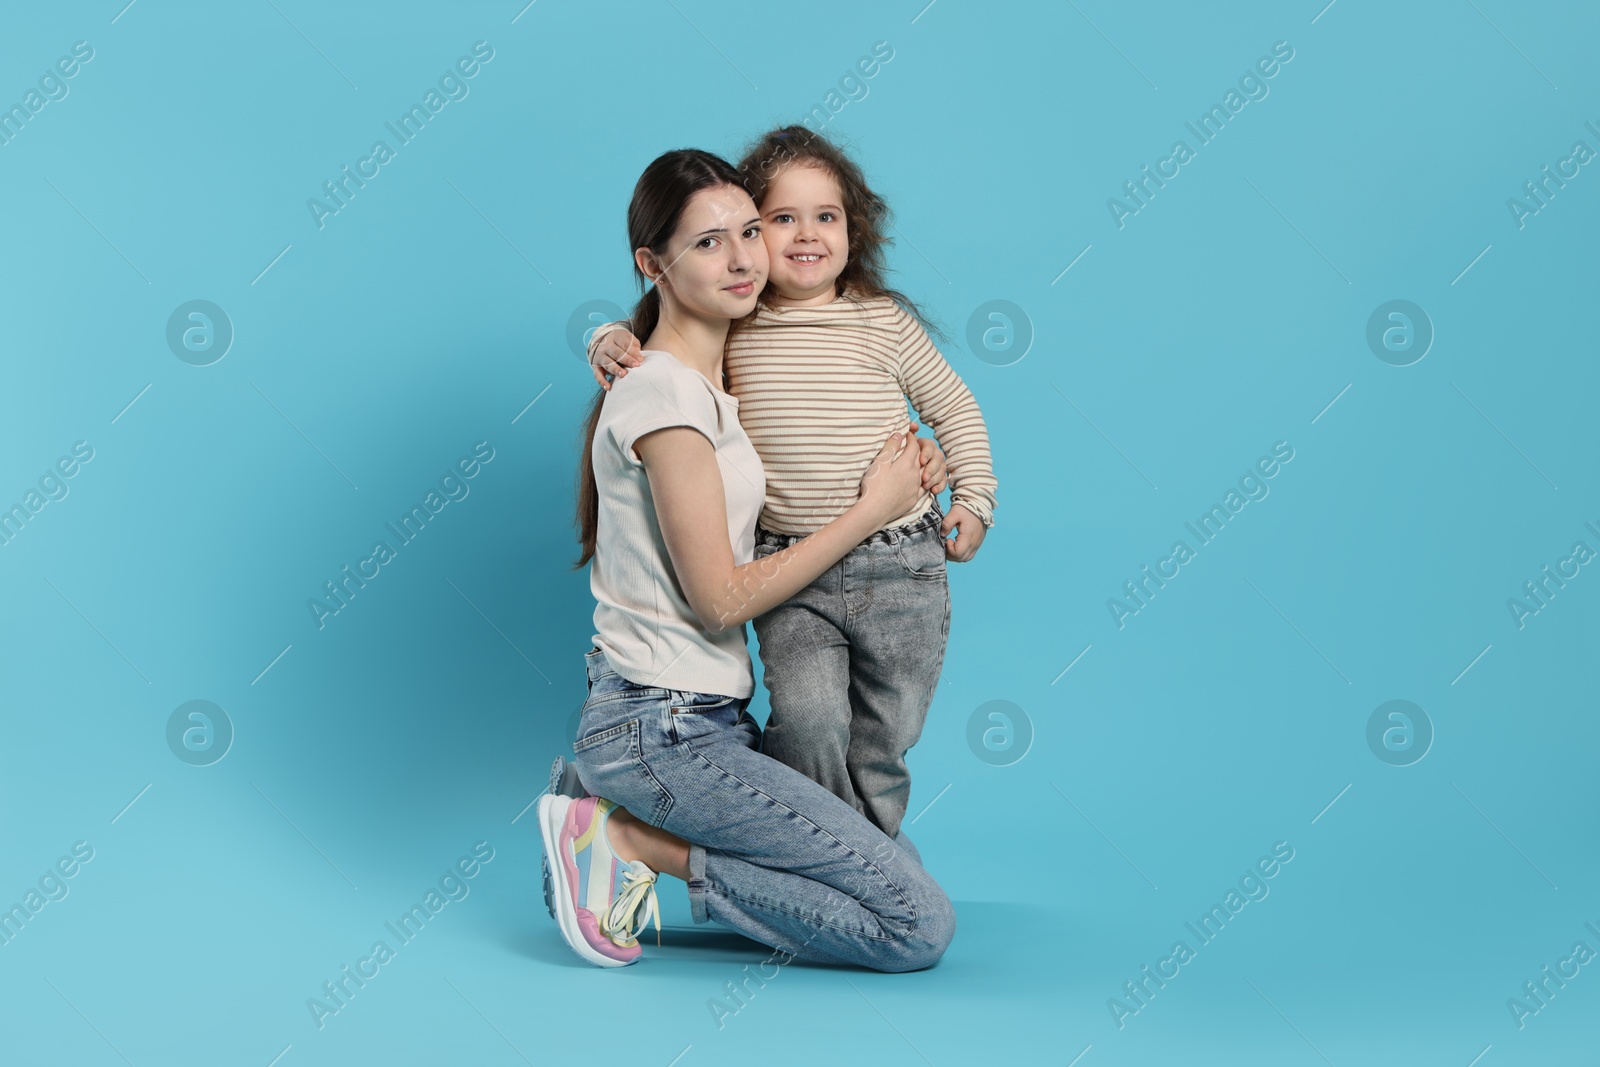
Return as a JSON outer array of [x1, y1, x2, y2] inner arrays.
[[586, 126, 997, 842]]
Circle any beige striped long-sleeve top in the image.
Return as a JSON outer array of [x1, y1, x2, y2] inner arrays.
[[592, 289, 998, 537]]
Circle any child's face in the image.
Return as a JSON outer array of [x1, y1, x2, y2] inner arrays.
[[759, 163, 849, 306]]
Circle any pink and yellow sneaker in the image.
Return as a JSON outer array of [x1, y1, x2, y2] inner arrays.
[[541, 755, 589, 922], [537, 794, 660, 967]]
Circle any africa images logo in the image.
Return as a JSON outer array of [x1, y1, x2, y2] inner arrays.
[[307, 41, 495, 230], [307, 442, 495, 629]]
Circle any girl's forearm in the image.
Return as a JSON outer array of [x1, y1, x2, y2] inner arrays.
[[705, 503, 880, 632]]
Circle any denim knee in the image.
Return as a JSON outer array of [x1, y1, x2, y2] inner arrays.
[[871, 879, 956, 973]]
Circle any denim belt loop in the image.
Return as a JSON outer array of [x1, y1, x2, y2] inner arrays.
[[585, 645, 608, 683], [879, 506, 942, 547]]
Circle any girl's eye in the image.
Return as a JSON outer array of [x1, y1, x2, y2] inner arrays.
[[819, 212, 836, 223], [773, 213, 793, 224]]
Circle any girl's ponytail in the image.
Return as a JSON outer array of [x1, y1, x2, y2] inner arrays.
[[628, 287, 662, 343]]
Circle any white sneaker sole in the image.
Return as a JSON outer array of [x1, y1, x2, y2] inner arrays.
[[537, 794, 635, 968]]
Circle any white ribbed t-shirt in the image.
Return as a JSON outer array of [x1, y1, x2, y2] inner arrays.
[[589, 349, 766, 698]]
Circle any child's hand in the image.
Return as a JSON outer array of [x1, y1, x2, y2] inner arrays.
[[915, 436, 948, 494], [591, 327, 644, 390], [941, 504, 986, 562], [900, 422, 947, 493]]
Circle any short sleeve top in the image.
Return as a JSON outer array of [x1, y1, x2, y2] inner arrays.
[[589, 350, 767, 697]]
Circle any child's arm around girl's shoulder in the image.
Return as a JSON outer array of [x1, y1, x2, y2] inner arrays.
[[888, 302, 998, 563], [586, 321, 644, 390], [583, 312, 951, 495]]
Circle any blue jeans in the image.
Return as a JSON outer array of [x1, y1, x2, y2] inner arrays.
[[572, 646, 955, 972], [753, 507, 951, 840]]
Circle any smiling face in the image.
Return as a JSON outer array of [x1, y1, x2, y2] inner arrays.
[[759, 162, 849, 306], [641, 183, 769, 322]]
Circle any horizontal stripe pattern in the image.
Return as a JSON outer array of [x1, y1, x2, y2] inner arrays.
[[726, 293, 997, 536]]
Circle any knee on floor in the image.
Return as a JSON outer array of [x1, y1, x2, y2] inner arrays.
[[872, 888, 956, 973]]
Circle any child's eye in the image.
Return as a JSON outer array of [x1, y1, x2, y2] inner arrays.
[[772, 213, 794, 224], [818, 212, 837, 223]]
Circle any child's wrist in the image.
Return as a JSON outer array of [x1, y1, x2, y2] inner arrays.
[[951, 498, 994, 528], [587, 324, 622, 364]]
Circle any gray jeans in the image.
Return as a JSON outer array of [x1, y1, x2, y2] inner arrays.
[[753, 507, 951, 840]]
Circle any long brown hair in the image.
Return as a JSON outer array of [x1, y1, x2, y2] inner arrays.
[[735, 124, 939, 337], [574, 148, 747, 568]]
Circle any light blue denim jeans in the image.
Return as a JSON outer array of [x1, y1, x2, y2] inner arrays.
[[572, 646, 956, 972]]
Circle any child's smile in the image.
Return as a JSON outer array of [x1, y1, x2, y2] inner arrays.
[[761, 162, 850, 307]]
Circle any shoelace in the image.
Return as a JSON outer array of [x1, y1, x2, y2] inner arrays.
[[602, 864, 662, 949]]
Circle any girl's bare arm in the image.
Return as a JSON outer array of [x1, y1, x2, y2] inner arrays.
[[635, 425, 925, 633]]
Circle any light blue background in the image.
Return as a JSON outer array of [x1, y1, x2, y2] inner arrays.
[[1, 1, 1596, 1064]]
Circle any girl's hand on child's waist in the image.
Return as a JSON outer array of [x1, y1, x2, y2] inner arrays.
[[858, 424, 927, 525], [591, 327, 644, 390]]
